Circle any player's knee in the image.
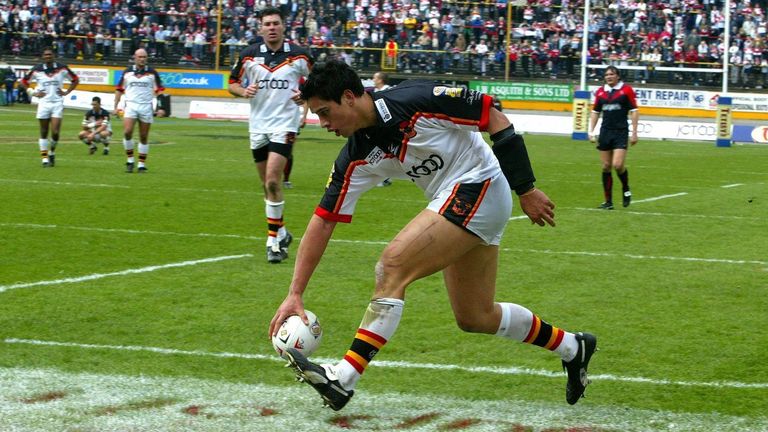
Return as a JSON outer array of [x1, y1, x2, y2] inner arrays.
[[373, 258, 408, 299], [613, 162, 625, 172], [265, 179, 282, 195]]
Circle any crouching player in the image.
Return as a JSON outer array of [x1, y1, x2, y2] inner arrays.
[[79, 96, 112, 155]]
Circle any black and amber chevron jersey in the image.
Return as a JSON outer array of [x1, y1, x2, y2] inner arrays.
[[21, 62, 79, 104], [229, 42, 312, 133], [592, 82, 638, 131], [116, 66, 164, 105], [316, 80, 501, 223]]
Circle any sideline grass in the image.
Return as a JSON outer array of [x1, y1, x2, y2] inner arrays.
[[0, 104, 766, 430]]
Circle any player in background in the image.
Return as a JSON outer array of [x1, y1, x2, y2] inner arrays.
[[228, 7, 313, 264], [78, 96, 112, 155], [269, 60, 597, 411], [19, 48, 79, 167], [283, 102, 308, 189], [114, 48, 165, 173], [588, 66, 638, 209]]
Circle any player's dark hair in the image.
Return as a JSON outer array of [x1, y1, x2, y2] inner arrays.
[[301, 60, 364, 104], [260, 6, 284, 22], [41, 47, 54, 56], [605, 65, 621, 79], [92, 96, 101, 103]]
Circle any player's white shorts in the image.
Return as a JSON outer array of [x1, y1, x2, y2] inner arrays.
[[124, 103, 154, 123], [427, 173, 512, 245], [249, 131, 296, 149], [36, 101, 64, 119]]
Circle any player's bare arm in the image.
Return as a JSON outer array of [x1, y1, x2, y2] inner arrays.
[[269, 215, 337, 337], [630, 109, 639, 145], [228, 82, 258, 98]]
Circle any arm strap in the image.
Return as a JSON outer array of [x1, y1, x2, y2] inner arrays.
[[490, 125, 536, 196]]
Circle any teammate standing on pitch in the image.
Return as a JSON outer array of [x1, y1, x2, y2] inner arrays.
[[228, 7, 313, 264], [114, 48, 165, 173], [19, 47, 79, 168], [268, 60, 597, 411], [588, 65, 639, 209]]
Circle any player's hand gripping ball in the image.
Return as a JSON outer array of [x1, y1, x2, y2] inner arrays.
[[272, 310, 323, 359]]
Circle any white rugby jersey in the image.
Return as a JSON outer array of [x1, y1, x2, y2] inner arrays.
[[316, 80, 501, 223], [21, 62, 79, 103], [229, 42, 312, 134], [116, 65, 164, 104]]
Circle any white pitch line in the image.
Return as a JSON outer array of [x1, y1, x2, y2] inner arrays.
[[0, 254, 252, 293], [572, 207, 761, 221], [504, 248, 768, 266], [4, 222, 765, 266], [508, 215, 529, 221], [632, 192, 689, 203], [721, 183, 745, 188], [5, 338, 767, 390]]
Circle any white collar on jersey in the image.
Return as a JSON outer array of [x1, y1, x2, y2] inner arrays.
[[603, 82, 624, 92], [260, 42, 291, 53]]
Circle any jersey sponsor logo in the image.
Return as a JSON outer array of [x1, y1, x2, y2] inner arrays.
[[253, 57, 265, 65], [365, 146, 386, 165], [406, 154, 444, 179], [375, 98, 392, 123], [602, 103, 621, 111], [128, 81, 153, 88], [258, 79, 290, 89], [433, 86, 463, 98]]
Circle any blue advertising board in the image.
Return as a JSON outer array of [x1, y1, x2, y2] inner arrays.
[[113, 70, 227, 90]]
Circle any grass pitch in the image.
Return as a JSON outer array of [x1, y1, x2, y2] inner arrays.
[[0, 104, 766, 431]]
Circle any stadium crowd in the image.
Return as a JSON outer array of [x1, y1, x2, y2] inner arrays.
[[1, 0, 768, 88]]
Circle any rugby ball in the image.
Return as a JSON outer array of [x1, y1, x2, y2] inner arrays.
[[272, 310, 323, 358]]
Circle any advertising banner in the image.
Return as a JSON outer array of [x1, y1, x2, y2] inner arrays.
[[470, 82, 573, 102], [114, 70, 228, 90]]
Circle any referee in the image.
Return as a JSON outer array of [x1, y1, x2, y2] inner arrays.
[[588, 65, 639, 209]]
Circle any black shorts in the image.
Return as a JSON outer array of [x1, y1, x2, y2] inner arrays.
[[597, 129, 629, 151]]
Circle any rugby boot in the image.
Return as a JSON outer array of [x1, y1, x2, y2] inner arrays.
[[284, 348, 354, 411], [267, 242, 287, 264], [562, 332, 597, 405], [623, 191, 632, 208]]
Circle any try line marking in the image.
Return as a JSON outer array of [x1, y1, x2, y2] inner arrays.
[[5, 338, 767, 390], [0, 254, 252, 293], [4, 222, 765, 266]]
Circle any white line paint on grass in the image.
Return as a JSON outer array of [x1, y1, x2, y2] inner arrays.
[[1, 367, 764, 432], [721, 183, 745, 188], [5, 338, 767, 390], [0, 178, 131, 188], [504, 248, 768, 266], [4, 223, 764, 266], [508, 215, 529, 221], [631, 192, 689, 203], [0, 254, 252, 293], [572, 208, 760, 221]]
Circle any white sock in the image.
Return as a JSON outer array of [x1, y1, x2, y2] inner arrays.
[[39, 138, 49, 153], [265, 200, 284, 246], [496, 302, 579, 361], [334, 298, 404, 390], [138, 143, 149, 168], [124, 139, 134, 163]]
